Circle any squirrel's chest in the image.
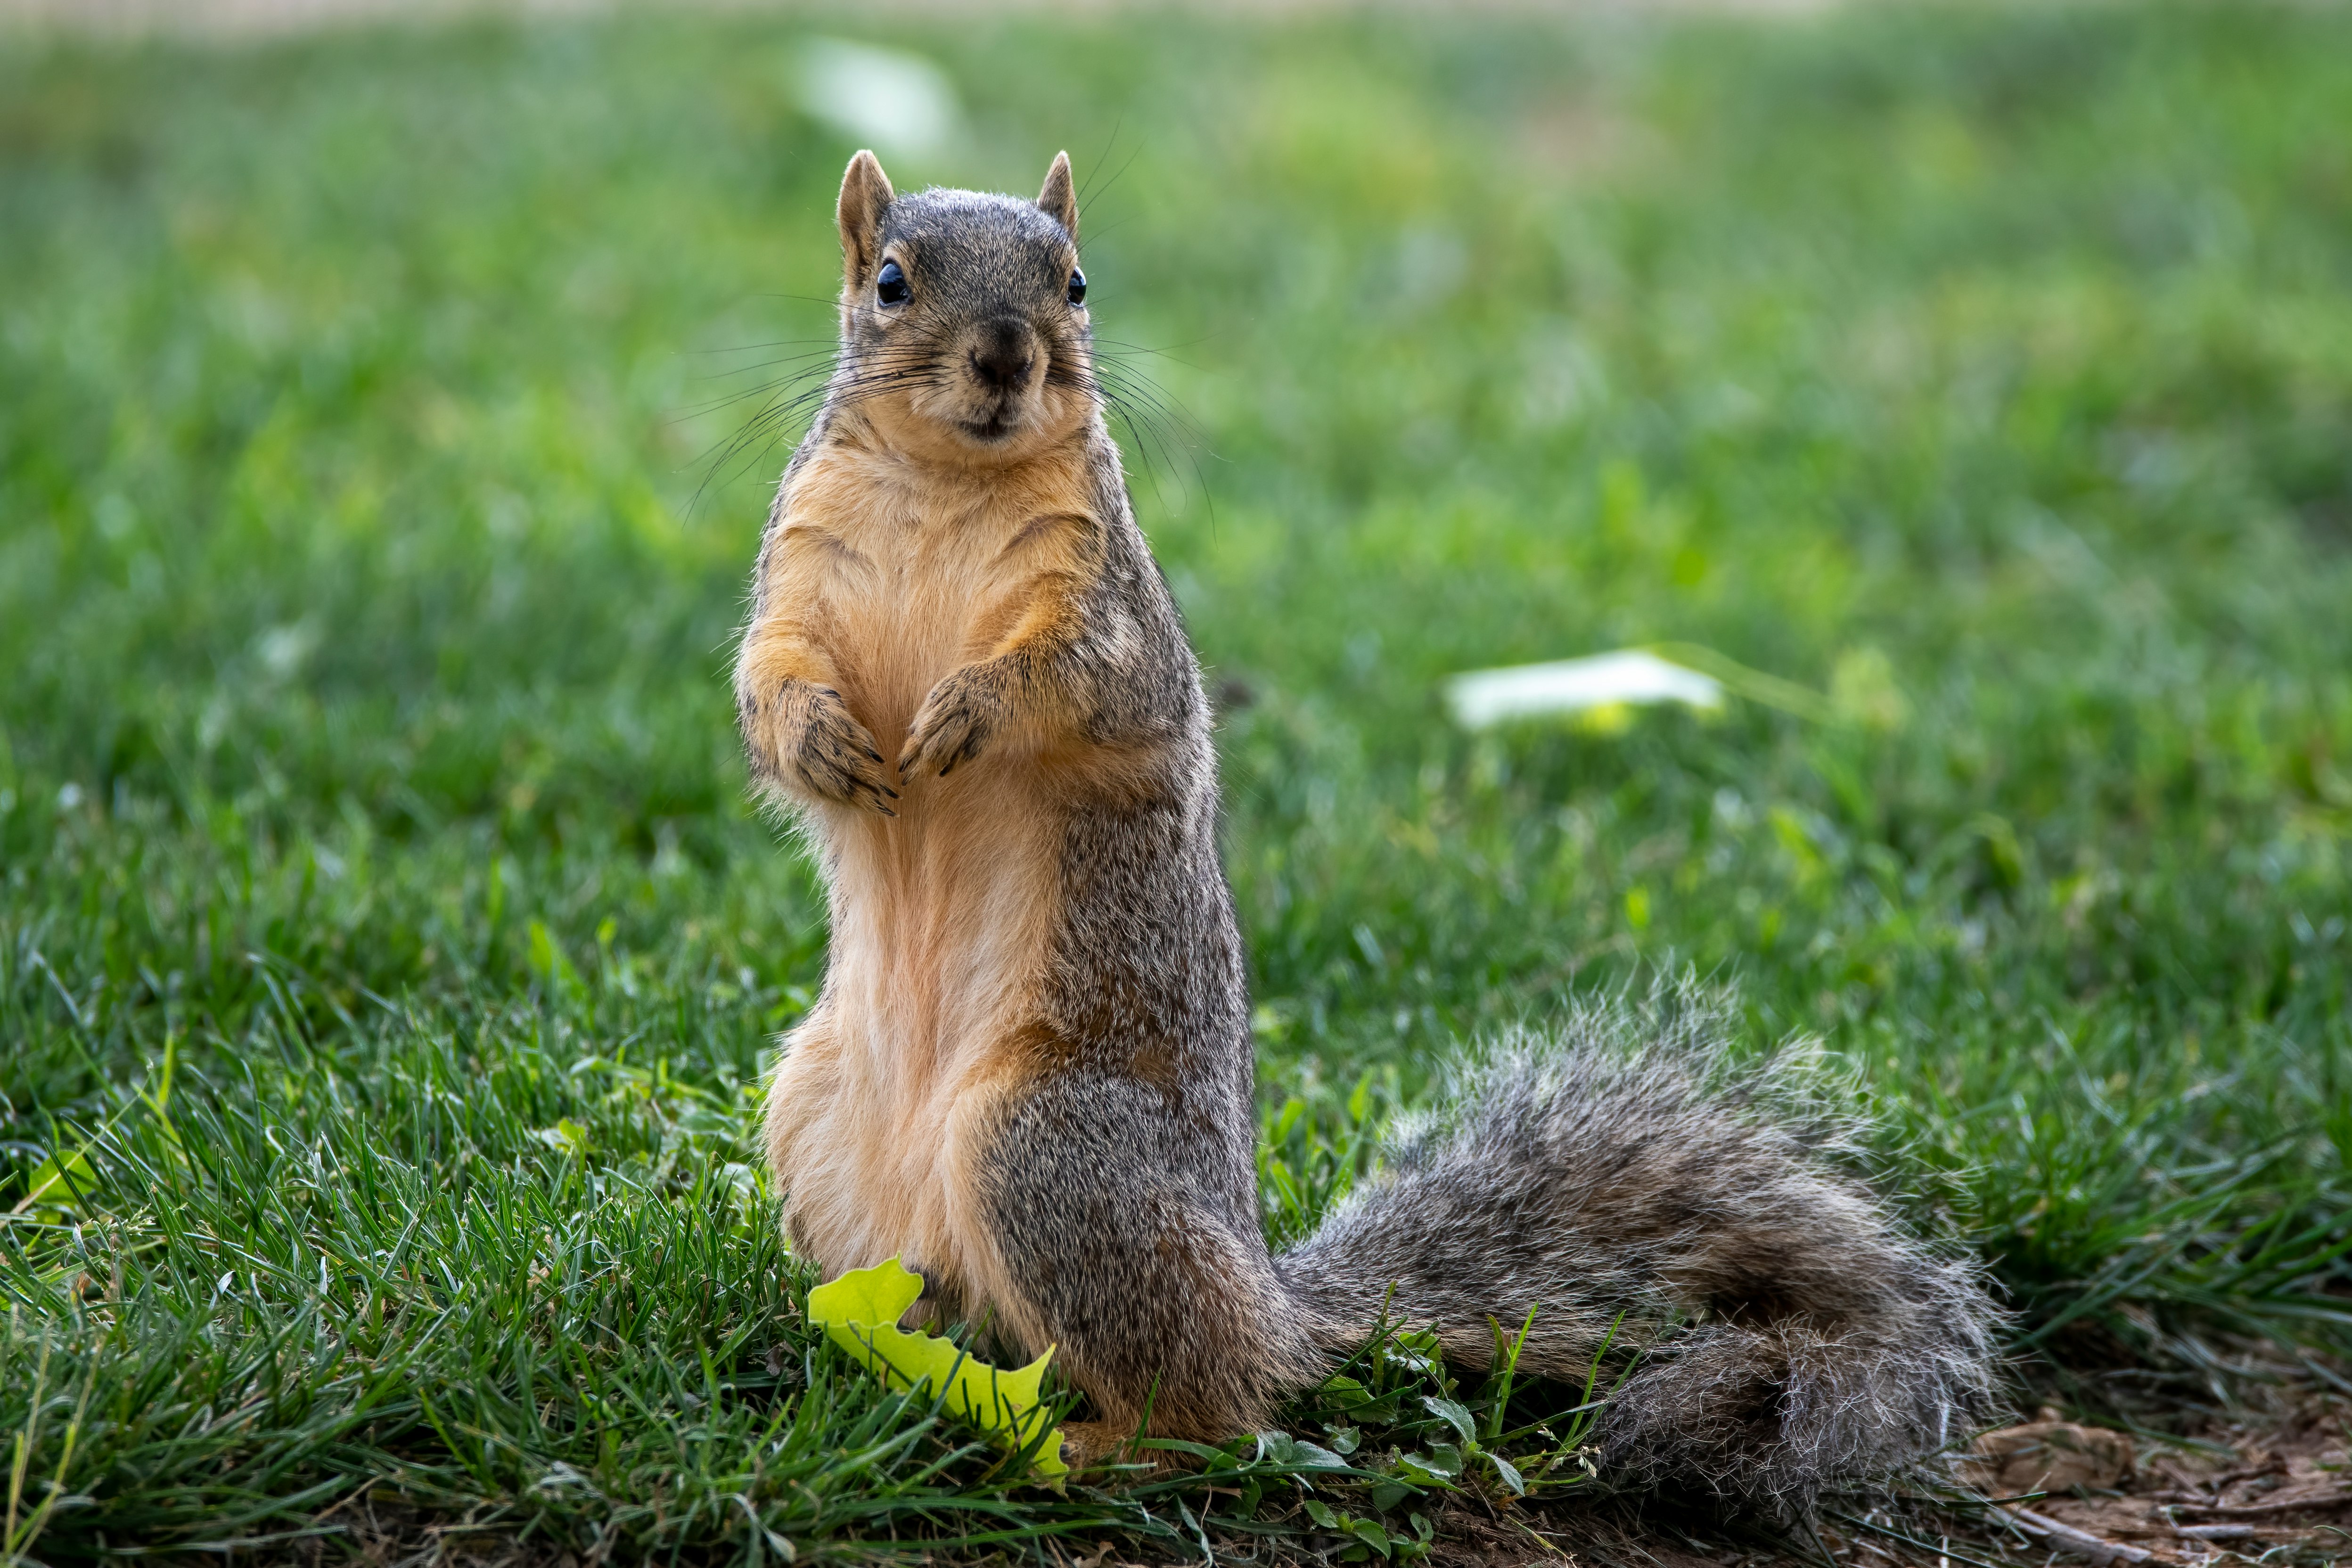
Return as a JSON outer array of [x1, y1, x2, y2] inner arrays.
[[783, 479, 1051, 742]]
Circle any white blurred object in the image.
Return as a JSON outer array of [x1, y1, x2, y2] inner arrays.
[[1444, 650, 1724, 729], [795, 39, 962, 161]]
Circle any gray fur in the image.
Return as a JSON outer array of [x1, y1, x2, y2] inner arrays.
[[1281, 991, 2003, 1509]]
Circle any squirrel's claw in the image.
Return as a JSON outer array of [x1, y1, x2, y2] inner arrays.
[[898, 673, 994, 782], [785, 686, 897, 815]]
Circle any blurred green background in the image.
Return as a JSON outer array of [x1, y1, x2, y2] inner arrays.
[[2, 2, 2349, 1558]]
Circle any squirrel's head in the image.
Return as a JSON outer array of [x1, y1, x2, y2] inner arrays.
[[831, 149, 1093, 465]]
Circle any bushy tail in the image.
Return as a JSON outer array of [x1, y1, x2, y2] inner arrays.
[[1275, 989, 2001, 1512]]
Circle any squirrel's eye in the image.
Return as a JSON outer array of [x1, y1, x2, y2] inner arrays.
[[1066, 268, 1087, 306], [876, 259, 910, 307]]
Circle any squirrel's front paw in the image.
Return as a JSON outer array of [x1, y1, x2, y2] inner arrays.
[[899, 668, 998, 780], [780, 686, 898, 814]]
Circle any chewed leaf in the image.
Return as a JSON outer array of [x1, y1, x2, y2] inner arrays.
[[807, 1258, 1067, 1481], [807, 1256, 924, 1325]]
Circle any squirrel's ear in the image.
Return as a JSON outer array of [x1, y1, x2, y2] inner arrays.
[[837, 150, 896, 284], [1037, 151, 1078, 242]]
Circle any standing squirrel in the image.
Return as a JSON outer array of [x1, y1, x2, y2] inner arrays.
[[735, 150, 1998, 1508]]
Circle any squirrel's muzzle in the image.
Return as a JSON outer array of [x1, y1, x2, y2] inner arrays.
[[964, 317, 1039, 395]]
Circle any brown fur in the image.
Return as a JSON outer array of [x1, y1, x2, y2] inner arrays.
[[734, 153, 2000, 1508]]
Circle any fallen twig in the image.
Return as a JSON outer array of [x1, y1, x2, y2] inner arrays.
[[2005, 1507, 2152, 1565], [2168, 1492, 2351, 1518]]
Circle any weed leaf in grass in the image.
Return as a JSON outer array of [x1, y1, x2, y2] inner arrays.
[[14, 1150, 94, 1216], [1254, 1428, 1353, 1471], [806, 1257, 1069, 1481]]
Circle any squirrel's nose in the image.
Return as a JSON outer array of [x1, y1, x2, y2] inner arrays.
[[967, 320, 1036, 393]]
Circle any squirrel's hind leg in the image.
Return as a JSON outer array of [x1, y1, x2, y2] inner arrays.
[[973, 1071, 1322, 1453]]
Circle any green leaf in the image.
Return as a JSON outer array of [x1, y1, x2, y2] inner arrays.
[[1302, 1499, 1338, 1529], [534, 1118, 590, 1155], [806, 1258, 1067, 1481], [1421, 1395, 1475, 1445], [527, 919, 584, 995], [1256, 1429, 1352, 1471], [1350, 1519, 1393, 1557], [1484, 1450, 1526, 1496], [22, 1150, 94, 1212], [1399, 1444, 1461, 1483], [527, 918, 558, 976]]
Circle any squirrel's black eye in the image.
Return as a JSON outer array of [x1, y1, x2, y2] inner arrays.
[[876, 259, 910, 307], [1066, 268, 1087, 306]]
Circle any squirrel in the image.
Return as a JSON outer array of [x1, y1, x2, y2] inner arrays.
[[733, 149, 2000, 1509]]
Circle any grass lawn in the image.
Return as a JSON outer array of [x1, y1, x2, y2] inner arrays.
[[3, 2, 2350, 1560]]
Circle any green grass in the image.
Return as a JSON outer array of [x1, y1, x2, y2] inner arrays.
[[4, 2, 2351, 1560]]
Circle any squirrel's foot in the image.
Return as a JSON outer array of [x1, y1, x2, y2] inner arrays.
[[783, 686, 898, 814], [899, 667, 997, 780], [1055, 1419, 1147, 1473]]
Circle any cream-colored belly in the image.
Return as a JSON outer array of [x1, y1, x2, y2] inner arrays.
[[759, 447, 1079, 1316], [765, 780, 1059, 1259], [762, 592, 1064, 1318]]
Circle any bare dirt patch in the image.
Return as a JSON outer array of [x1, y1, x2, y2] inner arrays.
[[1401, 1378, 2352, 1568]]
